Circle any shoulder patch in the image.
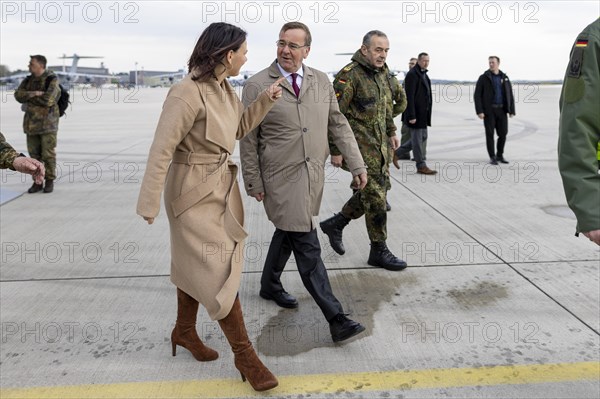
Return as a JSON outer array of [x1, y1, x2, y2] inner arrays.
[[343, 63, 356, 72], [568, 34, 589, 78], [568, 46, 585, 78]]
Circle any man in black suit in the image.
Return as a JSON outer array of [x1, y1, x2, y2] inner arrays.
[[392, 53, 437, 175]]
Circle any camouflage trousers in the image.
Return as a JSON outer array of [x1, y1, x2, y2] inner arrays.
[[27, 133, 57, 180], [341, 174, 388, 243]]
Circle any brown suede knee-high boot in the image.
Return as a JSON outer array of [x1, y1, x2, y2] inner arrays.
[[171, 288, 219, 361], [218, 297, 278, 392]]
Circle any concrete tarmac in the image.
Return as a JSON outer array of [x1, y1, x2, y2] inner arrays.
[[0, 83, 598, 398]]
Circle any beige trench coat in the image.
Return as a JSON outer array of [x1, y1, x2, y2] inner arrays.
[[240, 62, 366, 232], [137, 70, 274, 320]]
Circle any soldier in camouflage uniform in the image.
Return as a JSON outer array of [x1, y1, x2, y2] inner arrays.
[[14, 55, 61, 193], [320, 30, 407, 271], [0, 132, 45, 183]]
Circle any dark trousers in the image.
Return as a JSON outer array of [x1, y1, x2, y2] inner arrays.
[[396, 128, 428, 169], [484, 107, 508, 159], [261, 228, 343, 321], [400, 124, 427, 159]]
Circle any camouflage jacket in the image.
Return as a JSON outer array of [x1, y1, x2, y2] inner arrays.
[[14, 70, 61, 135], [0, 132, 20, 170], [330, 50, 405, 175], [390, 74, 407, 118]]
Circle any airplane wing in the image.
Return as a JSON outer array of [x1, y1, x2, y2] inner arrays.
[[57, 72, 116, 79], [151, 70, 187, 79], [0, 73, 29, 83]]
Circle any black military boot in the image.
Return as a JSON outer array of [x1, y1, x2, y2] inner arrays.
[[367, 241, 408, 271], [28, 182, 43, 193], [43, 179, 54, 193], [320, 213, 351, 255]]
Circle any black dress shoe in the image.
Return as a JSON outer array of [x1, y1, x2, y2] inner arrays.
[[489, 157, 498, 165], [329, 314, 365, 343], [496, 156, 509, 164], [259, 290, 298, 308]]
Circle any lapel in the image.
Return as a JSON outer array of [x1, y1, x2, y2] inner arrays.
[[201, 77, 239, 153], [268, 61, 313, 99], [268, 62, 293, 97], [298, 65, 314, 99]]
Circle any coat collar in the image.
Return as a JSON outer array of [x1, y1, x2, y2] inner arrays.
[[214, 65, 229, 84], [484, 69, 506, 80], [268, 60, 314, 99], [351, 50, 387, 74]]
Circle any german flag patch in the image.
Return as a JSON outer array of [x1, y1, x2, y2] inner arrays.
[[568, 37, 587, 78], [338, 79, 347, 84]]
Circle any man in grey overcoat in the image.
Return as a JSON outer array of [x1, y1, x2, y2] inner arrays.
[[240, 22, 368, 343]]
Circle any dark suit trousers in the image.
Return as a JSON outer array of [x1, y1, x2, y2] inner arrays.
[[261, 228, 344, 321], [484, 107, 508, 158]]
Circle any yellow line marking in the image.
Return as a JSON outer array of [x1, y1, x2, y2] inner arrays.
[[1, 362, 599, 398]]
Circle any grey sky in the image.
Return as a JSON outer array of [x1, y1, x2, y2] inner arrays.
[[1, 1, 598, 80]]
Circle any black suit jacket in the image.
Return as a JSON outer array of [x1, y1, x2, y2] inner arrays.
[[402, 66, 432, 129]]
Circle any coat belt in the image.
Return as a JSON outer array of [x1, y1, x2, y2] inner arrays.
[[170, 151, 247, 243], [172, 151, 224, 165]]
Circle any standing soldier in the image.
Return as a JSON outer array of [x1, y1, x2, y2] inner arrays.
[[558, 18, 600, 246], [321, 30, 407, 271], [14, 55, 61, 193]]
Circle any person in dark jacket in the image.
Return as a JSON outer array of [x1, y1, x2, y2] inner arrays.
[[474, 56, 516, 165], [397, 57, 418, 161], [392, 53, 436, 175]]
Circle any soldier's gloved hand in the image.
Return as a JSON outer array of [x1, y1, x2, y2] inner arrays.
[[582, 230, 600, 246], [13, 157, 45, 184]]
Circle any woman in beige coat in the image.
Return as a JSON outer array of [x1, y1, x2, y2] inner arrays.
[[137, 23, 284, 392]]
